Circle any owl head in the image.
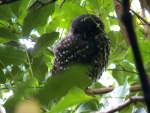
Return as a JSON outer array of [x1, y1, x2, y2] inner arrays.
[[70, 14, 104, 36]]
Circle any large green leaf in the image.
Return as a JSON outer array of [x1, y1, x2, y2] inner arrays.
[[36, 64, 92, 105], [101, 1, 113, 20], [22, 3, 55, 36], [46, 17, 60, 33], [49, 87, 93, 113], [100, 79, 130, 109], [139, 41, 150, 64], [76, 100, 99, 113], [0, 5, 12, 22], [112, 60, 137, 85], [9, 1, 20, 17], [32, 32, 59, 57], [108, 31, 127, 62], [0, 27, 19, 41], [126, 41, 150, 64], [31, 55, 48, 84], [52, 1, 85, 29], [18, 0, 30, 24], [4, 96, 21, 113], [0, 46, 27, 65]]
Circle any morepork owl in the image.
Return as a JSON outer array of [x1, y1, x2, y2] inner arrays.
[[52, 14, 110, 82]]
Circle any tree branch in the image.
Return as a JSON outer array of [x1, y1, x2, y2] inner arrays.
[[116, 0, 150, 27], [141, 8, 150, 40], [29, 0, 56, 10], [0, 0, 19, 5], [114, 0, 150, 46], [122, 0, 150, 112], [41, 106, 49, 113], [113, 0, 130, 47], [86, 85, 142, 95], [95, 96, 144, 113], [139, 0, 150, 14]]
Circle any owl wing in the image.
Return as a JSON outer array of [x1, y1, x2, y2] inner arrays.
[[52, 34, 96, 73], [90, 34, 110, 81]]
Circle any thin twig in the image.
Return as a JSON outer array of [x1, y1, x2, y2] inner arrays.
[[29, 0, 56, 10], [0, 0, 19, 5], [95, 96, 144, 113], [59, 0, 65, 8], [108, 68, 138, 74], [41, 106, 49, 112]]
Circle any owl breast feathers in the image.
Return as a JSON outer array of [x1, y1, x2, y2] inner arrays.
[[52, 14, 110, 82]]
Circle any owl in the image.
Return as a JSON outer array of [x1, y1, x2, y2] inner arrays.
[[52, 14, 110, 82]]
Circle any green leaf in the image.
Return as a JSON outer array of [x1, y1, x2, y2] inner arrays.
[[144, 62, 150, 74], [136, 108, 147, 113], [112, 65, 124, 85], [103, 18, 111, 33], [46, 17, 60, 33], [0, 46, 27, 65], [101, 1, 113, 20], [52, 1, 85, 29], [115, 78, 130, 97], [101, 78, 130, 107], [18, 0, 30, 24], [0, 27, 19, 41], [77, 100, 99, 113], [112, 60, 137, 85], [32, 32, 59, 57], [4, 96, 21, 113], [126, 41, 150, 64], [0, 65, 6, 83], [31, 55, 48, 84], [9, 1, 20, 17], [139, 41, 150, 64], [60, 1, 85, 19], [22, 3, 55, 36], [108, 31, 127, 62], [36, 64, 92, 105], [49, 87, 93, 113], [11, 65, 24, 81], [0, 38, 9, 44], [0, 5, 12, 22], [103, 0, 113, 8]]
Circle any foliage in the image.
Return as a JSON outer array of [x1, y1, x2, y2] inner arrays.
[[0, 0, 149, 113]]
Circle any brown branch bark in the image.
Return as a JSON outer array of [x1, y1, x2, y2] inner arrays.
[[59, 0, 65, 8], [116, 0, 150, 40], [95, 96, 144, 113], [122, 0, 150, 111], [139, 0, 150, 14], [85, 85, 142, 95], [28, 0, 56, 10], [140, 8, 150, 40], [0, 0, 19, 4], [113, 0, 130, 47]]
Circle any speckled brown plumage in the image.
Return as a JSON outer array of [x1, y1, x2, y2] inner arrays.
[[52, 14, 110, 82]]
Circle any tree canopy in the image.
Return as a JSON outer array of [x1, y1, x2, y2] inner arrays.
[[0, 0, 150, 113]]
